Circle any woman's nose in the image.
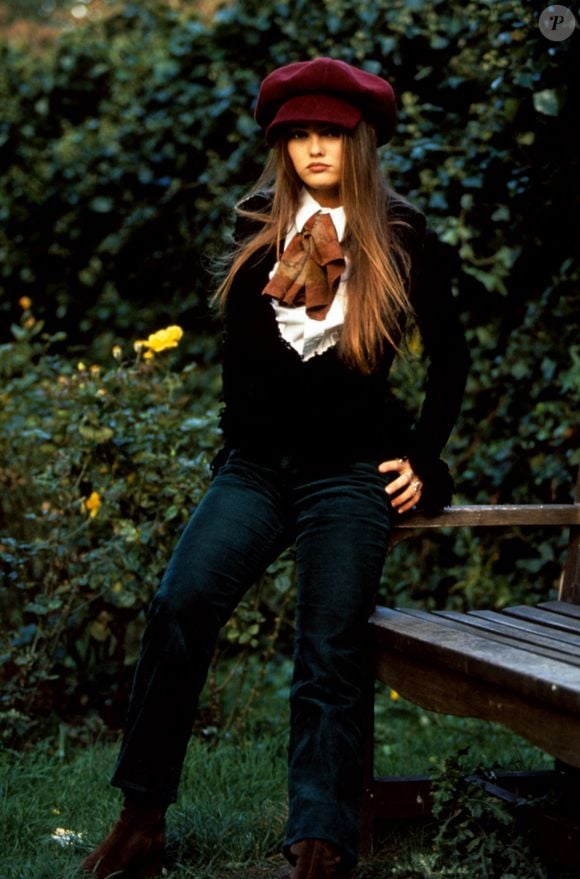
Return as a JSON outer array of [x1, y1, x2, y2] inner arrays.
[[308, 135, 324, 155]]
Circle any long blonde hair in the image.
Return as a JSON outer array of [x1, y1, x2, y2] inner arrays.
[[214, 121, 414, 374]]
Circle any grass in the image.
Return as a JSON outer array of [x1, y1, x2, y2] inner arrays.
[[0, 728, 288, 879], [2, 680, 572, 879]]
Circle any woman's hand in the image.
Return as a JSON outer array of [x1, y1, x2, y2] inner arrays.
[[378, 458, 423, 514]]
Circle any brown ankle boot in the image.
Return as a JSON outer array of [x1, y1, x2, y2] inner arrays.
[[80, 796, 166, 878], [289, 839, 351, 879]]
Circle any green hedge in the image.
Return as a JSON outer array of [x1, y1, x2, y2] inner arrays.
[[0, 313, 297, 742], [1, 0, 577, 347], [1, 0, 578, 744]]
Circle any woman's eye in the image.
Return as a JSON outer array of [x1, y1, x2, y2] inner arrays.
[[287, 127, 343, 140]]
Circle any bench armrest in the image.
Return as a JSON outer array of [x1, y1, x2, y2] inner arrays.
[[394, 504, 580, 530]]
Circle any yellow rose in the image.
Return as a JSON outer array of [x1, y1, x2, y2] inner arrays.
[[142, 325, 184, 353], [82, 491, 102, 518]]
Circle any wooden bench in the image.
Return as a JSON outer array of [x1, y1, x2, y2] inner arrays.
[[361, 466, 580, 866]]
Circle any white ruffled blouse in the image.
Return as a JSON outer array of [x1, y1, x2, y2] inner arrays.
[[268, 189, 349, 361]]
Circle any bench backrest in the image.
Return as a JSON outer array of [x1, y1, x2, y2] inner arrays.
[[390, 466, 580, 603]]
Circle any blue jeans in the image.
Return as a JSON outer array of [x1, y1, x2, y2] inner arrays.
[[111, 450, 394, 867]]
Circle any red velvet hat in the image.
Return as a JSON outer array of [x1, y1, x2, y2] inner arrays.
[[255, 57, 396, 146]]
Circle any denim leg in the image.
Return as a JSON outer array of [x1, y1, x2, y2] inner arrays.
[[111, 452, 291, 802], [284, 462, 393, 868]]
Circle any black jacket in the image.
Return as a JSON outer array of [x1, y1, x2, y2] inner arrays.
[[218, 191, 470, 512]]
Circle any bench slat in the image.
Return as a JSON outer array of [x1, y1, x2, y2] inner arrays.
[[469, 609, 580, 650], [503, 605, 580, 635], [426, 609, 580, 666], [538, 600, 580, 620], [370, 606, 580, 713]]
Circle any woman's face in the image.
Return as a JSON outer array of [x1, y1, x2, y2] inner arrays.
[[286, 125, 344, 207]]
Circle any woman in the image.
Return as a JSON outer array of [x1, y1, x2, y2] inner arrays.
[[81, 57, 469, 879]]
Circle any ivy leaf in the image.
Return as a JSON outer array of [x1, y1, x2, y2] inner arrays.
[[78, 421, 114, 443], [533, 89, 559, 116]]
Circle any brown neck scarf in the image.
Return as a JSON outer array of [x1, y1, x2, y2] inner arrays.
[[262, 211, 346, 321]]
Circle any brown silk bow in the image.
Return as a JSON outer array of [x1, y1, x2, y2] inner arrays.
[[262, 211, 346, 321]]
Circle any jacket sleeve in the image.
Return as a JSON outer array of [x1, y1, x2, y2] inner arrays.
[[407, 229, 471, 512]]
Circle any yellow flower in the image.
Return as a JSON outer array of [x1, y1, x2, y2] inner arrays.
[[82, 491, 102, 518], [112, 345, 122, 360], [141, 325, 184, 353], [389, 689, 400, 702], [19, 296, 32, 309]]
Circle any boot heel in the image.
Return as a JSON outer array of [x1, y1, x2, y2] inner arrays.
[[127, 852, 164, 879], [133, 836, 165, 879]]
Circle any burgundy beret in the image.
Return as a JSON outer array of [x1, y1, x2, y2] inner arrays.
[[255, 57, 396, 146]]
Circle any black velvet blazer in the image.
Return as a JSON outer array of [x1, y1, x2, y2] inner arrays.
[[217, 191, 470, 512]]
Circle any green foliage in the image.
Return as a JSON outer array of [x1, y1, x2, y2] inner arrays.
[[1, 0, 578, 348], [0, 309, 297, 744], [420, 751, 547, 878], [0, 311, 207, 739]]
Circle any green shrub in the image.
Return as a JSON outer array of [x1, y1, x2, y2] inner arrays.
[[390, 750, 550, 878], [0, 307, 297, 744], [1, 0, 577, 353]]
